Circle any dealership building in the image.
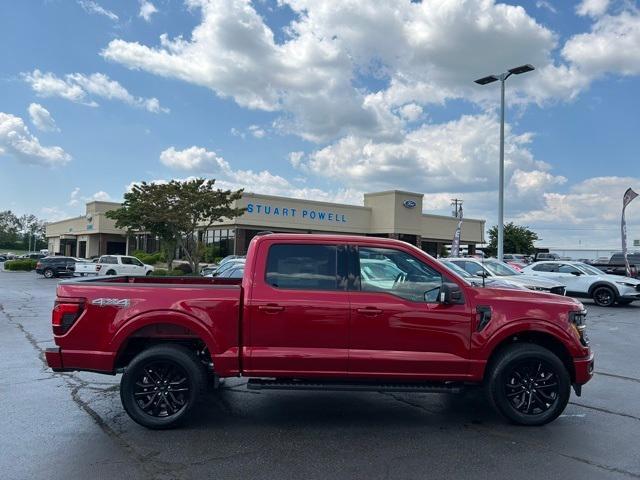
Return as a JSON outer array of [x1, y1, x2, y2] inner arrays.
[[46, 190, 485, 258]]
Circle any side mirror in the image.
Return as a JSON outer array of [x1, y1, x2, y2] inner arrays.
[[439, 282, 465, 305], [571, 271, 582, 276], [475, 270, 488, 278]]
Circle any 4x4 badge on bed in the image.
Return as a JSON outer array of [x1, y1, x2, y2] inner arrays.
[[91, 298, 130, 308]]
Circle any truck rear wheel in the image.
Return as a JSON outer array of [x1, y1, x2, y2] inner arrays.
[[120, 344, 206, 429], [485, 344, 570, 426]]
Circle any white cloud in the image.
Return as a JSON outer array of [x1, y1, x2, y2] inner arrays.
[[22, 70, 168, 113], [248, 125, 266, 138], [398, 103, 423, 122], [562, 10, 640, 78], [0, 112, 71, 167], [68, 187, 82, 207], [576, 0, 610, 18], [27, 103, 59, 132], [297, 114, 553, 194], [77, 0, 118, 21], [139, 0, 158, 22], [536, 1, 557, 14], [160, 146, 228, 171], [68, 187, 115, 207]]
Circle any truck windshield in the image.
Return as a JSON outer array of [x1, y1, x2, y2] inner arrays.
[[484, 260, 520, 276], [577, 264, 603, 275]]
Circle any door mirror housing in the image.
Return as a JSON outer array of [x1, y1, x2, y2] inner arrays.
[[570, 271, 583, 276], [438, 282, 465, 305], [475, 270, 489, 278]]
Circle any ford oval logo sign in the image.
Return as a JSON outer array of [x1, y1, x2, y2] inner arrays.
[[403, 200, 417, 209]]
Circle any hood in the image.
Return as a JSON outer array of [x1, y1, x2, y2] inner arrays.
[[472, 283, 584, 310], [500, 274, 565, 289], [599, 273, 640, 285]]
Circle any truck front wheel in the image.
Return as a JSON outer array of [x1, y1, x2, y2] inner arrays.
[[485, 344, 570, 426], [120, 344, 206, 429]]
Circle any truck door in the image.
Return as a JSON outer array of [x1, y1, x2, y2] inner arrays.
[[348, 245, 472, 379], [245, 241, 349, 377]]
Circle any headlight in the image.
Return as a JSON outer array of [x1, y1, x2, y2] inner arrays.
[[616, 281, 637, 288], [526, 285, 549, 292], [569, 310, 588, 346]]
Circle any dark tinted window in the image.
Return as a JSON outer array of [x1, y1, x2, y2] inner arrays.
[[611, 253, 640, 263], [266, 244, 338, 290], [100, 256, 118, 264], [532, 263, 558, 272]]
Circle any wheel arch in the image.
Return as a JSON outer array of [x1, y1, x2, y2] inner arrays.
[[588, 281, 619, 298], [483, 326, 576, 383], [111, 311, 218, 371]]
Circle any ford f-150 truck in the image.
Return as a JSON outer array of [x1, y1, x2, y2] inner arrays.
[[45, 234, 593, 429]]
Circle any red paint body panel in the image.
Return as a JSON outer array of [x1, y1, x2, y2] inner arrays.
[[47, 234, 593, 388]]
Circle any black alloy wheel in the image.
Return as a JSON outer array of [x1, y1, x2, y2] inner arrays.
[[592, 286, 615, 307], [120, 344, 206, 429], [504, 359, 559, 415], [486, 343, 570, 426], [132, 361, 191, 418]]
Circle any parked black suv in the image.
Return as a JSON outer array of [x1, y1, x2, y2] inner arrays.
[[35, 257, 76, 278]]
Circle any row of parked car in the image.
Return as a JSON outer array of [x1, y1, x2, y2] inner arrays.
[[200, 255, 245, 278], [443, 256, 640, 307], [35, 255, 154, 278]]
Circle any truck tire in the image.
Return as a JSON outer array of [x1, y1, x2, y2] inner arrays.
[[485, 344, 570, 426], [43, 268, 55, 279], [120, 344, 206, 429], [592, 286, 615, 307]]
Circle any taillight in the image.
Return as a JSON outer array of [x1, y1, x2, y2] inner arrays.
[[96, 265, 102, 271], [52, 298, 85, 335], [36, 262, 42, 269]]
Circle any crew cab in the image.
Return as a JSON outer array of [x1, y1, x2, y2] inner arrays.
[[46, 234, 593, 429], [96, 255, 154, 276]]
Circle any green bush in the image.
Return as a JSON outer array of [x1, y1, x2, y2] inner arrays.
[[132, 250, 165, 266], [175, 263, 193, 274], [150, 268, 185, 276], [4, 259, 38, 271]]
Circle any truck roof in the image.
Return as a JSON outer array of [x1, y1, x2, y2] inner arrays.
[[251, 233, 415, 247]]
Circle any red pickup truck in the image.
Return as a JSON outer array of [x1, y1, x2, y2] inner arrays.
[[46, 233, 593, 429]]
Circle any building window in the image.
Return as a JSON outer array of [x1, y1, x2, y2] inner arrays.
[[203, 228, 236, 260]]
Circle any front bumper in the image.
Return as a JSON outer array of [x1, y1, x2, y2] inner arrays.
[[573, 352, 595, 385]]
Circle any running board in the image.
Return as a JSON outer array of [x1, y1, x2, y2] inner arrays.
[[247, 379, 464, 394]]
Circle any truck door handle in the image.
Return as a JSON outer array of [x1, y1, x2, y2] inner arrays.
[[258, 304, 285, 313], [357, 307, 382, 315]]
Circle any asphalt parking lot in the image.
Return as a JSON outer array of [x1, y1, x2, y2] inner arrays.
[[1, 268, 639, 480]]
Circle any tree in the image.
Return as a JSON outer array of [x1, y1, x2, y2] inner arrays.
[[169, 179, 245, 273], [107, 179, 244, 272], [485, 222, 539, 256], [0, 211, 21, 248]]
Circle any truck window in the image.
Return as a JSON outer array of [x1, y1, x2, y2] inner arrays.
[[265, 244, 338, 290], [358, 247, 442, 303]]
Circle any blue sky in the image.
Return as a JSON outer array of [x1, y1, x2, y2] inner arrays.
[[1, 0, 639, 248]]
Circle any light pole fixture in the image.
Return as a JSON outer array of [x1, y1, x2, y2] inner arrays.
[[474, 64, 535, 261]]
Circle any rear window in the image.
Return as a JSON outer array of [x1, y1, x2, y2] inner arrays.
[[100, 256, 118, 264], [532, 263, 557, 272], [265, 244, 338, 290]]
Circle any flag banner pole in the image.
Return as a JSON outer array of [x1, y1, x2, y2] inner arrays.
[[451, 206, 463, 257], [622, 188, 639, 277]]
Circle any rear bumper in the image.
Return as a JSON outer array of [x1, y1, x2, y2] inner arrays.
[[45, 347, 67, 372], [573, 352, 595, 385], [45, 346, 115, 374]]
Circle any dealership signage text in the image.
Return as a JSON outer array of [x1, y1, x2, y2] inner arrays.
[[246, 203, 347, 223]]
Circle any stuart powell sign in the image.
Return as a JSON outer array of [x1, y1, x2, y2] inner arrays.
[[246, 203, 348, 223]]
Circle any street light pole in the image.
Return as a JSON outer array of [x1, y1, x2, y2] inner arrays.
[[474, 64, 535, 261], [498, 73, 506, 262]]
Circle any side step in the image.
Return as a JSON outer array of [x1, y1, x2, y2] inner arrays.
[[247, 379, 464, 394]]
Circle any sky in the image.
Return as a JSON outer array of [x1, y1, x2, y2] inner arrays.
[[1, 0, 639, 248]]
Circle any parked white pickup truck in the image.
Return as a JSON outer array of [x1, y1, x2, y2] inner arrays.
[[74, 258, 98, 276], [95, 255, 155, 276]]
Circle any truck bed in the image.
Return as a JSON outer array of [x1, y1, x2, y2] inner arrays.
[[51, 275, 243, 375]]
